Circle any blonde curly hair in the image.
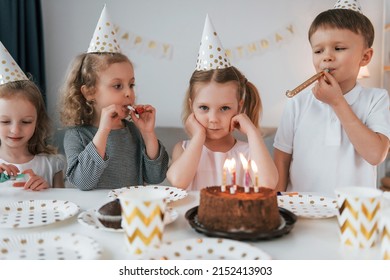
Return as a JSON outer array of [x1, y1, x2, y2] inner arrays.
[[59, 52, 132, 126]]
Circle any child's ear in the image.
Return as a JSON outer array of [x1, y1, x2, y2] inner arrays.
[[238, 99, 244, 113], [81, 85, 95, 101], [188, 98, 193, 110], [360, 48, 373, 66]]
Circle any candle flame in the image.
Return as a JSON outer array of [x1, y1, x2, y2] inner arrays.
[[250, 161, 258, 173], [251, 161, 259, 187], [239, 153, 248, 170], [229, 158, 236, 171], [223, 159, 230, 169]]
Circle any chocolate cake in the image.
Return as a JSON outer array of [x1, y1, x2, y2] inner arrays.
[[197, 186, 280, 233], [96, 199, 122, 229]]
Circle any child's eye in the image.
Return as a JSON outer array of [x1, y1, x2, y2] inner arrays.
[[221, 106, 231, 112], [113, 84, 123, 90], [0, 120, 10, 124], [199, 105, 209, 111], [22, 121, 33, 124], [130, 83, 135, 89], [313, 49, 322, 54], [335, 47, 346, 51]]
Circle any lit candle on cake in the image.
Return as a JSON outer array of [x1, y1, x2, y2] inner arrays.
[[230, 158, 236, 191], [229, 158, 235, 194], [251, 161, 259, 193], [239, 153, 251, 193], [221, 159, 229, 192]]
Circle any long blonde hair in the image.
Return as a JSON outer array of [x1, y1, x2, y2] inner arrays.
[[0, 80, 56, 154], [182, 66, 262, 127], [59, 52, 132, 126]]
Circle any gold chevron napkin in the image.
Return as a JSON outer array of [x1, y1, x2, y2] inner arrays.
[[119, 188, 167, 254], [380, 208, 390, 259], [335, 187, 382, 249]]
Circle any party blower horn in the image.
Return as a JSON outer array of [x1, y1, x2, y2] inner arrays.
[[285, 69, 329, 98]]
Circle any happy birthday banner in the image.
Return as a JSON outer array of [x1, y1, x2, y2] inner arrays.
[[118, 27, 174, 60], [117, 23, 295, 61], [226, 24, 295, 62]]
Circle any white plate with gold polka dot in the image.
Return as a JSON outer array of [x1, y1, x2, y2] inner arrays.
[[139, 238, 271, 260], [0, 232, 102, 260], [108, 185, 188, 203], [277, 194, 338, 218], [0, 200, 79, 228]]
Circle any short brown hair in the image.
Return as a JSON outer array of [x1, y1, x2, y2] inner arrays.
[[308, 9, 374, 48]]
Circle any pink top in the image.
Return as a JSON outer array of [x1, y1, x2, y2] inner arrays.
[[182, 140, 250, 191]]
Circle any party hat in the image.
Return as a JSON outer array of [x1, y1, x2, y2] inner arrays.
[[0, 41, 28, 85], [195, 14, 231, 71], [87, 5, 121, 53], [333, 0, 362, 13]]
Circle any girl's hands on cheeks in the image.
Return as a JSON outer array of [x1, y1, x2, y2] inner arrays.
[[0, 163, 20, 177], [230, 113, 257, 135], [185, 113, 206, 141], [99, 104, 127, 132], [312, 71, 344, 106], [130, 104, 156, 134]]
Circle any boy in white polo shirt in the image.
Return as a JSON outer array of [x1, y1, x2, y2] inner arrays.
[[274, 0, 390, 195]]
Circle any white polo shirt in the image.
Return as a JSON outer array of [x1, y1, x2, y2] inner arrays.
[[274, 84, 390, 196]]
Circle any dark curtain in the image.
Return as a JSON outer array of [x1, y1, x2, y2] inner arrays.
[[0, 0, 46, 104]]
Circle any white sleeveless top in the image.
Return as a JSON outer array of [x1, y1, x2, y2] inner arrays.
[[0, 154, 65, 188], [182, 140, 250, 191]]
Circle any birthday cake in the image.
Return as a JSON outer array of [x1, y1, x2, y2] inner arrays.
[[197, 186, 280, 233]]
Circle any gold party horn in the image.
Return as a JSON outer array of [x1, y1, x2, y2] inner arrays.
[[286, 69, 329, 98]]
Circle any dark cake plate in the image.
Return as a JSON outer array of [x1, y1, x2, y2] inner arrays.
[[185, 206, 297, 241]]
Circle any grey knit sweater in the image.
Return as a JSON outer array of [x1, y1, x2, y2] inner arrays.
[[64, 121, 169, 190]]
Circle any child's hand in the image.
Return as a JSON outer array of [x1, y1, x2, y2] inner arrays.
[[0, 163, 20, 177], [99, 104, 127, 131], [12, 169, 49, 191], [312, 71, 344, 106], [185, 113, 206, 140], [130, 104, 156, 134], [230, 113, 256, 135]]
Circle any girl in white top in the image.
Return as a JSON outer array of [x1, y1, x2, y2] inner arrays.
[[167, 66, 278, 190], [0, 80, 65, 190]]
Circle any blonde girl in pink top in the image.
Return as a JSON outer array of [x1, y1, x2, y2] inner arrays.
[[167, 15, 277, 190], [167, 66, 278, 190], [167, 16, 277, 190]]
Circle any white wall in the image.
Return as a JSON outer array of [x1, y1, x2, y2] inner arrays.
[[41, 0, 384, 128]]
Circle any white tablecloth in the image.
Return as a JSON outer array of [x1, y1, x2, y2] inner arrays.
[[0, 185, 381, 260]]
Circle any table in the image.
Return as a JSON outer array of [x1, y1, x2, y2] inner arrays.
[[0, 185, 381, 260]]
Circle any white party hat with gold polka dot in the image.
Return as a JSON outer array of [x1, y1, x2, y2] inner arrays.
[[195, 14, 231, 71], [87, 5, 121, 53], [0, 41, 28, 85], [333, 0, 362, 13]]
